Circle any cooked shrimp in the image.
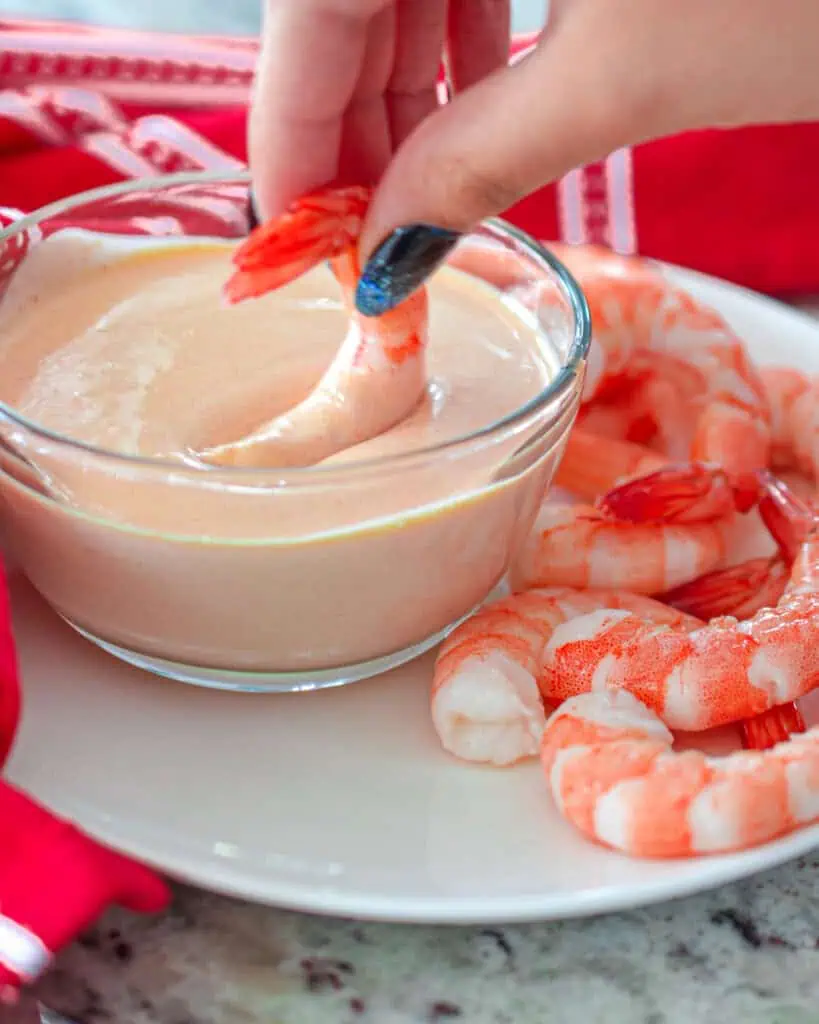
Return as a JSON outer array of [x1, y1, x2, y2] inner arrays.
[[541, 687, 819, 858], [554, 428, 667, 502], [539, 473, 819, 732], [509, 501, 732, 594], [549, 242, 659, 284], [513, 460, 762, 594], [602, 461, 805, 749], [597, 461, 761, 525], [199, 186, 428, 468], [582, 350, 708, 462], [760, 366, 819, 481], [661, 559, 805, 750], [431, 587, 699, 766], [550, 246, 770, 472], [661, 556, 790, 621]]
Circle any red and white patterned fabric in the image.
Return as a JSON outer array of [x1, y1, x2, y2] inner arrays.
[[1, 22, 819, 293]]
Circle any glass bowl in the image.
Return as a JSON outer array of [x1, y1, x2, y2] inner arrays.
[[0, 172, 590, 692]]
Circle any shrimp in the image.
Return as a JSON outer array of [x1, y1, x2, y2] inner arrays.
[[554, 428, 667, 502], [661, 556, 790, 622], [655, 556, 805, 750], [538, 472, 819, 733], [431, 587, 699, 766], [540, 687, 819, 858], [602, 460, 805, 749], [759, 366, 819, 482], [199, 186, 428, 468], [509, 501, 732, 594], [582, 350, 708, 462], [549, 242, 659, 284], [549, 245, 770, 472], [513, 455, 766, 594]]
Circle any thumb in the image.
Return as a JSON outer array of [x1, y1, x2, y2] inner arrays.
[[354, 6, 682, 317]]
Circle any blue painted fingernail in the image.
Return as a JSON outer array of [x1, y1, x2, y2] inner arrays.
[[355, 224, 461, 317]]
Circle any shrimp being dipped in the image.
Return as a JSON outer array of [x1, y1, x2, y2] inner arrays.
[[539, 473, 819, 733], [199, 186, 428, 469], [431, 588, 699, 766], [550, 245, 771, 473]]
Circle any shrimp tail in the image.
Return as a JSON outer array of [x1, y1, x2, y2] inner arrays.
[[660, 556, 789, 620], [740, 703, 806, 750], [757, 468, 818, 563], [597, 463, 761, 523], [224, 185, 371, 305], [554, 428, 667, 501]]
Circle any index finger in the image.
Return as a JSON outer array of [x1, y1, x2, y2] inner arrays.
[[249, 0, 386, 219]]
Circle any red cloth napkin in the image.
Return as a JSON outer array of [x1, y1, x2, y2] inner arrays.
[[1, 22, 819, 295]]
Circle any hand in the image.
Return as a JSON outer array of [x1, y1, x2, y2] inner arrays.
[[252, 0, 819, 315], [250, 0, 510, 220]]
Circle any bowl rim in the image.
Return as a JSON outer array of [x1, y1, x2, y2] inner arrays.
[[0, 170, 591, 479]]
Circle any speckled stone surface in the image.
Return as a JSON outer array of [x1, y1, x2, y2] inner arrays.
[[32, 854, 819, 1024]]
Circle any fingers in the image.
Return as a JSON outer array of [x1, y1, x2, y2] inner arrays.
[[249, 0, 391, 220], [354, 3, 662, 313], [338, 5, 396, 186], [386, 0, 447, 147], [446, 0, 510, 93], [361, 18, 630, 245]]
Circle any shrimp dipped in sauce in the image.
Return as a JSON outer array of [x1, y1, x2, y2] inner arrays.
[[200, 186, 428, 468]]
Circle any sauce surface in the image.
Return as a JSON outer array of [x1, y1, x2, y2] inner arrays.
[[0, 232, 564, 673], [1, 235, 552, 468]]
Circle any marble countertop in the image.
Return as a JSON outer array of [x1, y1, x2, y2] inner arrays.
[[30, 854, 819, 1024]]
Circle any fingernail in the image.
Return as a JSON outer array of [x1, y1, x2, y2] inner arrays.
[[355, 225, 460, 317], [246, 189, 259, 232]]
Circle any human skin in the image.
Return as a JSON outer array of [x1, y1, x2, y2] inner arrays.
[[250, 0, 819, 277]]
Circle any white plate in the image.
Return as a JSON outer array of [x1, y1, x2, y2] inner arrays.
[[8, 264, 819, 924]]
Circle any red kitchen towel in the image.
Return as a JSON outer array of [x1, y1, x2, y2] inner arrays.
[[0, 558, 169, 1004], [0, 21, 818, 295]]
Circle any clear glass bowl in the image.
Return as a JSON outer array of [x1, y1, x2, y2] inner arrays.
[[0, 172, 590, 692]]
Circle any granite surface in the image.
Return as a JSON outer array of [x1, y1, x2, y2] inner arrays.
[[29, 856, 819, 1024]]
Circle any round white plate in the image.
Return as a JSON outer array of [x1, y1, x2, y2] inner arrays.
[[8, 264, 819, 924]]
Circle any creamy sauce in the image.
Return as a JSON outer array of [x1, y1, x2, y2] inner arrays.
[[0, 233, 570, 673]]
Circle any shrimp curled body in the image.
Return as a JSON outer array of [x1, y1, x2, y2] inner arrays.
[[551, 243, 771, 473], [541, 688, 819, 858], [431, 587, 698, 766]]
